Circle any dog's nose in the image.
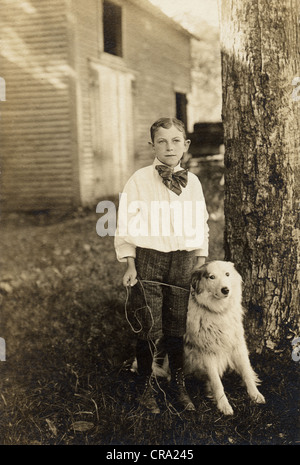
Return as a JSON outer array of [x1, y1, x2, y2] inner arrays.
[[221, 287, 229, 295]]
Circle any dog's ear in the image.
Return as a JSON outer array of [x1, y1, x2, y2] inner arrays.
[[190, 272, 199, 293], [191, 265, 208, 294], [227, 261, 243, 282]]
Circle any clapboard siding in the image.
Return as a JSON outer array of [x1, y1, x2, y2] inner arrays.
[[73, 0, 192, 204], [0, 0, 193, 211], [0, 0, 76, 211], [124, 1, 192, 168]]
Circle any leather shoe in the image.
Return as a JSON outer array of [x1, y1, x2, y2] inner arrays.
[[170, 368, 196, 411], [138, 375, 160, 414]]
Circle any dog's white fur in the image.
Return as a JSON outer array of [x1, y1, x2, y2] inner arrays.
[[184, 260, 265, 415]]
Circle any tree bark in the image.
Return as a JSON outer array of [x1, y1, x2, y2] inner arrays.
[[219, 0, 300, 352]]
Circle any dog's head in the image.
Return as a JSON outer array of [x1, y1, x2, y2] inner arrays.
[[191, 261, 242, 310]]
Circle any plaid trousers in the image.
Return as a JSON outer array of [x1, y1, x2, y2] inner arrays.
[[128, 247, 196, 340]]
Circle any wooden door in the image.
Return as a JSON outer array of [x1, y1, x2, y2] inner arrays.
[[90, 63, 134, 198]]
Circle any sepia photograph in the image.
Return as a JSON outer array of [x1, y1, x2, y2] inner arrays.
[[0, 0, 299, 451]]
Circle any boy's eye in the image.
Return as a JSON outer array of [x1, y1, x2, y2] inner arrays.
[[209, 275, 215, 280]]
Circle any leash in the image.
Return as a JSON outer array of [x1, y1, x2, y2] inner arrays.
[[138, 279, 190, 293], [124, 278, 190, 333], [124, 278, 154, 334], [124, 277, 190, 417]]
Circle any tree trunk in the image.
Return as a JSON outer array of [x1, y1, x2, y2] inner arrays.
[[219, 0, 300, 352]]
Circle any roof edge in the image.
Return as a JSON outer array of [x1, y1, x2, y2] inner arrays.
[[126, 0, 197, 39]]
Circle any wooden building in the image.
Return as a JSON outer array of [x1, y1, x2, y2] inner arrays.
[[0, 0, 193, 211]]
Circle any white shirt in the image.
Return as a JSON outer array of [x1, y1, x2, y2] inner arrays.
[[114, 158, 209, 262]]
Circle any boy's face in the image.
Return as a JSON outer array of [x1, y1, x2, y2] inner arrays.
[[151, 125, 191, 168]]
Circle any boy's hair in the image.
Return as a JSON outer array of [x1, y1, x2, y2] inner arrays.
[[150, 117, 187, 142]]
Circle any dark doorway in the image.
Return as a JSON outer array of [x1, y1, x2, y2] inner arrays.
[[175, 92, 188, 129]]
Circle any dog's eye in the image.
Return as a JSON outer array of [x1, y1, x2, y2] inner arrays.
[[209, 275, 215, 280], [225, 272, 230, 276]]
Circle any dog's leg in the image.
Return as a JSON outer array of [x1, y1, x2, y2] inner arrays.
[[205, 362, 234, 415], [233, 346, 265, 404]]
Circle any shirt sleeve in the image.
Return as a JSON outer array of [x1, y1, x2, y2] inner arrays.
[[114, 168, 210, 260], [114, 175, 138, 262], [190, 174, 209, 257]]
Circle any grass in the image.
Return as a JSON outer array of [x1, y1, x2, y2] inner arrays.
[[0, 161, 299, 446]]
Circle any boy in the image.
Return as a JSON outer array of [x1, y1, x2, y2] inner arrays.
[[115, 117, 209, 414]]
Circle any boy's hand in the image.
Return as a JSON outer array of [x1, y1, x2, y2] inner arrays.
[[123, 257, 138, 287], [194, 256, 206, 269], [123, 268, 137, 287]]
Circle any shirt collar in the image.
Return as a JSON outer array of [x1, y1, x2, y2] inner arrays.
[[153, 157, 184, 172]]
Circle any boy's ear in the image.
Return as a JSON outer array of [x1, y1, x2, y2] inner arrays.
[[148, 141, 155, 150], [184, 139, 191, 151]]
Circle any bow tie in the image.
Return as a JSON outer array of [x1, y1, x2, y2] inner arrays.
[[155, 164, 188, 195]]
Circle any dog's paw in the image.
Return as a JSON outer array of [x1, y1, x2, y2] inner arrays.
[[217, 396, 234, 416], [250, 391, 265, 404]]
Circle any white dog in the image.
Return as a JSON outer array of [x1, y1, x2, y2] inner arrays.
[[184, 260, 265, 415]]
